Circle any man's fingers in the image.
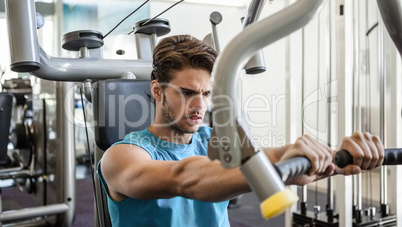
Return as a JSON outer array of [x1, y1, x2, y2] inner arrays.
[[339, 132, 384, 171], [292, 136, 319, 175], [350, 132, 373, 170], [362, 132, 380, 169], [340, 136, 364, 167], [294, 135, 332, 175], [372, 135, 385, 167]]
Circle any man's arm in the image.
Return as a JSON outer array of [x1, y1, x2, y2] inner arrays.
[[100, 144, 251, 203], [101, 132, 384, 202]]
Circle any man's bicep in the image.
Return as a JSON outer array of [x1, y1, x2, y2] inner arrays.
[[100, 144, 153, 196], [101, 144, 180, 200]]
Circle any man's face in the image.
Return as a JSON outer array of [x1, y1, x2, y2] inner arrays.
[[159, 68, 211, 134]]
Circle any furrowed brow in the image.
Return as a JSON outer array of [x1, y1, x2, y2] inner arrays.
[[179, 87, 211, 95], [178, 87, 198, 94]]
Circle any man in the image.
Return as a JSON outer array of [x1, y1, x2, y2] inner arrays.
[[98, 34, 384, 226]]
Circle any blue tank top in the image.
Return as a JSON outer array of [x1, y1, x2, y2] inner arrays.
[[97, 126, 230, 227]]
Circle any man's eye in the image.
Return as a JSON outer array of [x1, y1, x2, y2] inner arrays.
[[182, 91, 192, 96]]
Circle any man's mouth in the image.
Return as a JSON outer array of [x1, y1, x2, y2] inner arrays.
[[187, 115, 203, 124]]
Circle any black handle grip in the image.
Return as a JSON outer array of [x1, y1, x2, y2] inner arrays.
[[335, 148, 402, 168], [334, 150, 353, 168], [274, 156, 311, 182]]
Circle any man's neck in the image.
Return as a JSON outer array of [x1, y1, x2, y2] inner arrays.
[[148, 124, 193, 144]]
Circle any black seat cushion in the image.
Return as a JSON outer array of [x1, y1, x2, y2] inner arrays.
[[0, 92, 13, 165], [92, 79, 155, 151]]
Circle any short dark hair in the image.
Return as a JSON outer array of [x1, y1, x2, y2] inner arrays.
[[151, 34, 218, 84]]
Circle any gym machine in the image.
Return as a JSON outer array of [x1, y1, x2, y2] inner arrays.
[[210, 0, 402, 225], [1, 0, 159, 225], [288, 1, 402, 226], [2, 0, 402, 226]]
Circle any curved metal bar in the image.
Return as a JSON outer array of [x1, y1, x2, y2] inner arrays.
[[211, 0, 324, 168], [5, 0, 153, 82], [242, 0, 266, 28], [0, 203, 69, 222], [242, 0, 267, 74], [377, 0, 402, 57], [0, 152, 24, 175], [33, 48, 152, 81]]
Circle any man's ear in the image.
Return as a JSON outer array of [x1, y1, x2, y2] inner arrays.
[[150, 80, 162, 102]]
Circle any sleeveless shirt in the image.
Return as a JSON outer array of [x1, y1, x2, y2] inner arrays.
[[97, 126, 230, 226]]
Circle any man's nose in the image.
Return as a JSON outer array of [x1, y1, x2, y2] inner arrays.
[[190, 95, 209, 110]]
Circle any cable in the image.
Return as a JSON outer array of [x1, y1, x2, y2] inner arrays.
[[314, 16, 320, 216], [102, 0, 150, 39], [141, 0, 184, 26], [79, 85, 103, 226], [127, 0, 184, 36], [365, 8, 376, 209], [315, 182, 318, 208], [366, 22, 378, 36]]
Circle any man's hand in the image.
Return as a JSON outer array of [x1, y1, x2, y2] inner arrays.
[[275, 132, 384, 186], [277, 134, 335, 186], [335, 131, 384, 175]]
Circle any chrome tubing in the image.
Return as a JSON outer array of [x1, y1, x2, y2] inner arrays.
[[34, 48, 152, 81], [242, 0, 267, 75], [377, 0, 402, 57], [242, 0, 266, 27], [212, 0, 324, 168], [4, 0, 152, 81], [4, 0, 41, 72], [0, 203, 69, 222]]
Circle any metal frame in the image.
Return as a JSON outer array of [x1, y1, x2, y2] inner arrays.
[[2, 0, 153, 226], [284, 0, 303, 224], [3, 0, 402, 225], [286, 0, 402, 226], [0, 81, 75, 226], [211, 0, 324, 168], [381, 4, 402, 225], [0, 2, 55, 17]]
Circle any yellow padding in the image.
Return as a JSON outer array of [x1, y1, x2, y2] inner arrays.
[[260, 188, 299, 219]]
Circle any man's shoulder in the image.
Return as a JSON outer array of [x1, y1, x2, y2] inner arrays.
[[114, 128, 151, 145], [197, 126, 213, 139]]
